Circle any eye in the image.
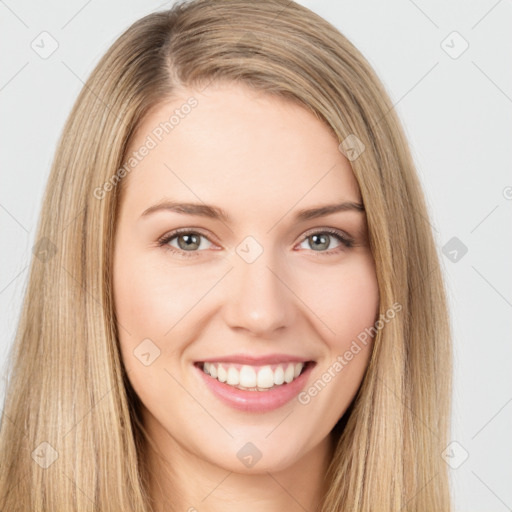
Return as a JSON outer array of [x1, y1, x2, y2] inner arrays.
[[157, 229, 215, 258], [297, 228, 354, 254]]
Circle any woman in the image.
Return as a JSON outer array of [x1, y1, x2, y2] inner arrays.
[[0, 1, 452, 510]]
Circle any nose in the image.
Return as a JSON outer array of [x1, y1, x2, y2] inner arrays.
[[221, 247, 296, 337]]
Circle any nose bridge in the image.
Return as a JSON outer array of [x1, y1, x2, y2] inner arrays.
[[222, 236, 293, 335]]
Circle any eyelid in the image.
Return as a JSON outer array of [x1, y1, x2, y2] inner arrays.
[[299, 226, 353, 243], [157, 227, 216, 244]]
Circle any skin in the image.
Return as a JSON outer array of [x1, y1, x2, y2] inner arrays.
[[113, 82, 379, 512]]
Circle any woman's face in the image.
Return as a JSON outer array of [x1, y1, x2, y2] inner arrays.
[[113, 82, 379, 474]]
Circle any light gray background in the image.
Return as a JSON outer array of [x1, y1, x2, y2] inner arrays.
[[1, 1, 511, 510]]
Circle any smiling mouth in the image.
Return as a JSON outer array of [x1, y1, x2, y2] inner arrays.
[[194, 360, 315, 391]]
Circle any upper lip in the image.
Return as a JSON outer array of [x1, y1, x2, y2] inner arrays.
[[196, 354, 314, 365]]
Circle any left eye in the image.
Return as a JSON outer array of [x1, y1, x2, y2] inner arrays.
[[297, 230, 353, 252]]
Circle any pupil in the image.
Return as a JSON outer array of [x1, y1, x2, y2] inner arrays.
[[178, 234, 200, 250], [311, 234, 329, 251]]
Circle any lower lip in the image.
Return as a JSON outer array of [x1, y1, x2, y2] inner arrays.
[[194, 362, 315, 413]]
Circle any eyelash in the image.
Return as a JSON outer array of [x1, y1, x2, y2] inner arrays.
[[157, 227, 354, 259]]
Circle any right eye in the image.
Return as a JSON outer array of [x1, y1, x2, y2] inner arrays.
[[157, 229, 217, 258]]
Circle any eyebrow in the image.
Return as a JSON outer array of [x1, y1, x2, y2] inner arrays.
[[140, 200, 365, 223]]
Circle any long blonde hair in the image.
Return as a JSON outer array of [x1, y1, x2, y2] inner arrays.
[[0, 1, 452, 510]]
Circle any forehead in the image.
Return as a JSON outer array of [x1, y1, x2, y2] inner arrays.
[[121, 83, 361, 217]]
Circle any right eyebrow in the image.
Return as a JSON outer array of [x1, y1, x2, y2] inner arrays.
[[141, 201, 231, 222]]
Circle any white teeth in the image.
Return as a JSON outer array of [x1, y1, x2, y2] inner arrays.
[[274, 365, 285, 385], [239, 365, 257, 387], [227, 366, 240, 386], [284, 364, 295, 383], [217, 365, 227, 383], [256, 366, 274, 389], [201, 361, 306, 390]]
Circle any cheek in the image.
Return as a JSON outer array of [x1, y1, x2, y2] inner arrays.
[[114, 262, 164, 337], [112, 247, 177, 375], [113, 252, 210, 337], [112, 246, 230, 382], [113, 250, 191, 402], [299, 252, 379, 348], [294, 254, 379, 419]]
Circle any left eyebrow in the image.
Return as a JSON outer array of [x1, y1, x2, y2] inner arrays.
[[141, 201, 230, 222], [292, 201, 365, 222]]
